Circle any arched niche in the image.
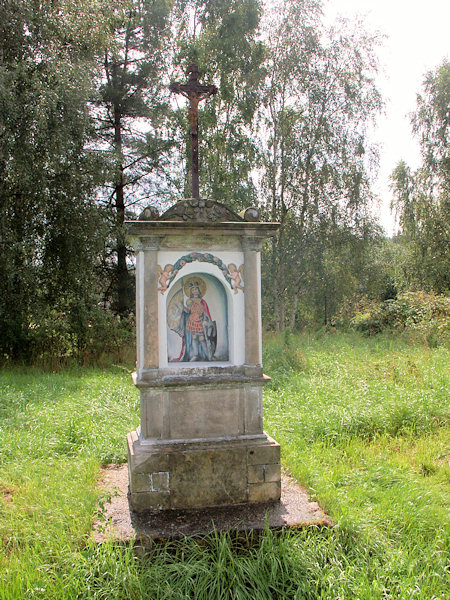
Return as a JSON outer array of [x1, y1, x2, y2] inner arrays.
[[166, 272, 229, 363]]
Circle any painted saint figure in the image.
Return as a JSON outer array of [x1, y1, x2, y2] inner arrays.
[[169, 276, 217, 361]]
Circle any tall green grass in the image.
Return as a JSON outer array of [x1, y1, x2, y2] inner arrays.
[[0, 333, 448, 599], [0, 367, 139, 599], [263, 332, 449, 599]]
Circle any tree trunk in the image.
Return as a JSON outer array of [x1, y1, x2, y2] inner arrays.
[[272, 237, 281, 333], [289, 289, 299, 331], [279, 285, 285, 332], [114, 105, 129, 315], [115, 172, 129, 315]]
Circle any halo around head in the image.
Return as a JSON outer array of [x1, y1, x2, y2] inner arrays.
[[184, 275, 207, 298]]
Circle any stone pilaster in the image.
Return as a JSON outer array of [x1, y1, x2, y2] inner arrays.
[[134, 236, 161, 377], [242, 237, 264, 377]]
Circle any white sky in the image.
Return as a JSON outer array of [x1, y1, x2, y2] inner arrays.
[[324, 0, 450, 235]]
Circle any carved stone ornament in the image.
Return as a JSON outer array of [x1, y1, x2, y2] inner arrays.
[[139, 205, 160, 220], [238, 207, 260, 222], [159, 198, 245, 223]]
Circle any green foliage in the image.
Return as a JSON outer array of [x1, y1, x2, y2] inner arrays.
[[23, 307, 135, 367], [263, 333, 449, 599], [334, 291, 450, 346], [390, 60, 449, 293], [4, 0, 446, 362], [262, 214, 387, 330], [1, 0, 391, 355], [0, 368, 138, 465], [265, 332, 449, 443], [94, 0, 175, 314], [0, 0, 112, 360], [262, 331, 309, 374], [413, 60, 449, 184], [260, 0, 383, 331]]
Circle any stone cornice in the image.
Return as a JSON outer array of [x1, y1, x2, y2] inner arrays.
[[126, 221, 279, 240], [134, 369, 271, 389]]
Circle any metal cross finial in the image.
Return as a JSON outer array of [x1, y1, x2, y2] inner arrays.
[[170, 64, 218, 198]]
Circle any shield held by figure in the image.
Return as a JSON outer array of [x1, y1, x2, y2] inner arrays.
[[203, 319, 217, 360]]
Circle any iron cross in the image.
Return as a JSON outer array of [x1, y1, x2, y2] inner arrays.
[[170, 65, 218, 198]]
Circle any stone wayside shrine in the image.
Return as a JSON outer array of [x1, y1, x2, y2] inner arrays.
[[126, 200, 281, 512], [123, 64, 284, 515], [92, 66, 331, 540]]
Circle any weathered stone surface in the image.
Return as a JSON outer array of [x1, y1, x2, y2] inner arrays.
[[140, 390, 168, 439], [264, 463, 281, 483], [244, 387, 262, 434], [126, 213, 281, 513], [170, 446, 247, 508], [159, 199, 244, 224], [247, 438, 280, 466], [129, 471, 170, 494], [248, 464, 264, 484], [129, 491, 170, 512], [127, 221, 279, 239], [139, 205, 160, 220], [141, 246, 159, 370], [243, 245, 261, 368], [248, 481, 281, 503], [135, 366, 271, 386], [127, 432, 169, 473], [152, 472, 170, 492], [157, 233, 240, 251], [239, 207, 260, 222], [138, 382, 268, 442], [168, 388, 243, 439], [128, 431, 281, 511], [129, 472, 152, 494]]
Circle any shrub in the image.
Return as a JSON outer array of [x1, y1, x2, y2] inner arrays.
[[335, 291, 449, 346], [22, 306, 135, 367]]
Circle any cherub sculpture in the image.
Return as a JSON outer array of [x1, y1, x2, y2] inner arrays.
[[157, 264, 174, 294], [227, 263, 244, 294]]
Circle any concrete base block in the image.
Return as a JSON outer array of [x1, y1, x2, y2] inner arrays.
[[93, 465, 332, 543], [128, 431, 281, 512]]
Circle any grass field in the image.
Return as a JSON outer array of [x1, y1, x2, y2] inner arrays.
[[0, 332, 448, 599]]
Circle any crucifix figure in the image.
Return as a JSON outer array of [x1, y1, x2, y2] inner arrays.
[[170, 64, 218, 198]]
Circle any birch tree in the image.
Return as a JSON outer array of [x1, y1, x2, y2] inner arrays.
[[391, 60, 449, 293], [260, 0, 382, 330]]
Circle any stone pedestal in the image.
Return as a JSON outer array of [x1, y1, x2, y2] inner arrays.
[[126, 200, 280, 512], [128, 431, 280, 511], [127, 375, 280, 511]]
